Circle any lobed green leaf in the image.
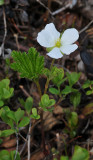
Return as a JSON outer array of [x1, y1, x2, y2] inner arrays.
[[11, 48, 44, 80]]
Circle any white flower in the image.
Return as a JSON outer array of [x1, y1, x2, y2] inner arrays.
[[37, 23, 79, 59]]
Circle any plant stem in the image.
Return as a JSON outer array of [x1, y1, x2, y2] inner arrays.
[[35, 79, 46, 154], [44, 78, 49, 94], [50, 58, 55, 70], [28, 119, 31, 160], [44, 59, 55, 94], [35, 79, 42, 98], [54, 97, 63, 107], [14, 131, 19, 160]]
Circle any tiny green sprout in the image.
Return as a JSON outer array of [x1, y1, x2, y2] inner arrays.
[[24, 97, 33, 115], [0, 79, 14, 107], [39, 94, 55, 112], [82, 79, 93, 95], [64, 111, 78, 137], [31, 108, 40, 119], [51, 67, 65, 87], [70, 91, 81, 109]]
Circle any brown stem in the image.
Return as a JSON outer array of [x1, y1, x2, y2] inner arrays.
[[44, 78, 49, 94], [35, 80, 42, 98], [54, 97, 63, 107], [35, 80, 46, 154], [50, 58, 55, 70]]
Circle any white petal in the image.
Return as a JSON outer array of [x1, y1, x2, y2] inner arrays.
[[61, 28, 79, 45], [60, 44, 78, 55], [37, 23, 60, 48], [47, 47, 63, 59]]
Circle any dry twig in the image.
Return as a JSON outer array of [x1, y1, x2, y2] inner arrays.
[[14, 132, 19, 160], [79, 20, 93, 34], [28, 119, 32, 160], [36, 0, 73, 16], [0, 7, 7, 57]]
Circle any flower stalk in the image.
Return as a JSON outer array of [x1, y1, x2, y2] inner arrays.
[[35, 79, 46, 154]]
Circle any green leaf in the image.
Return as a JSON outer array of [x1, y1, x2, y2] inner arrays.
[[0, 79, 14, 101], [0, 100, 4, 107], [10, 150, 21, 160], [18, 98, 25, 106], [82, 80, 91, 89], [72, 145, 89, 160], [70, 91, 81, 108], [0, 129, 15, 137], [32, 108, 38, 116], [48, 99, 55, 107], [66, 72, 81, 87], [10, 48, 44, 80], [60, 156, 69, 160], [61, 85, 72, 95], [0, 0, 4, 6], [68, 112, 78, 127], [18, 116, 30, 128], [51, 67, 64, 87], [3, 88, 11, 99], [86, 90, 93, 95], [39, 94, 55, 108], [15, 108, 24, 124], [0, 107, 14, 128], [31, 108, 40, 119], [24, 97, 33, 114], [7, 111, 16, 121], [0, 150, 10, 160], [49, 87, 60, 95], [31, 114, 40, 119], [40, 94, 49, 107], [42, 68, 50, 78]]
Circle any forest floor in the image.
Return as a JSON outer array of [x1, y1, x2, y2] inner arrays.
[[0, 0, 93, 160]]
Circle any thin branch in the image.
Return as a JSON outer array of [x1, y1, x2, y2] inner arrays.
[[28, 119, 31, 160], [79, 20, 93, 34], [19, 85, 31, 97], [52, 3, 71, 16], [19, 119, 32, 157], [19, 133, 27, 142], [0, 7, 7, 57], [36, 0, 71, 16], [14, 131, 19, 160], [36, 0, 52, 15]]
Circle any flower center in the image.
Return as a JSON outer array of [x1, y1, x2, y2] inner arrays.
[[55, 38, 61, 48]]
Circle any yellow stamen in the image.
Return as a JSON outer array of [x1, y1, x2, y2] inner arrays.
[[55, 38, 61, 48]]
